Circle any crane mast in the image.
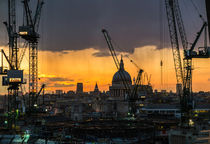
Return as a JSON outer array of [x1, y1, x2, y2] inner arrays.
[[165, 0, 183, 85], [8, 0, 18, 129], [19, 0, 44, 109]]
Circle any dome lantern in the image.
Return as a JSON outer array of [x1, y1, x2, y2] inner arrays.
[[120, 55, 124, 70]]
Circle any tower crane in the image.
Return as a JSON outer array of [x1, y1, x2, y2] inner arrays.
[[34, 84, 45, 106], [0, 0, 44, 129], [165, 0, 210, 127], [102, 29, 144, 116], [0, 0, 25, 129], [131, 69, 144, 112], [125, 55, 146, 105], [19, 0, 44, 109]]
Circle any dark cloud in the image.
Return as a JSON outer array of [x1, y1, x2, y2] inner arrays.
[[92, 49, 123, 57], [40, 0, 164, 53], [208, 78, 210, 82], [92, 51, 110, 57], [0, 0, 206, 54], [61, 51, 69, 55], [48, 77, 74, 82]]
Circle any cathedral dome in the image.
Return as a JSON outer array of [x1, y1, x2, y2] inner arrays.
[[112, 57, 132, 85]]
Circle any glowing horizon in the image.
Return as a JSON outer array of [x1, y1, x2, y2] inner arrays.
[[0, 45, 210, 95]]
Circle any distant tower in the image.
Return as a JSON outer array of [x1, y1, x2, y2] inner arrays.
[[76, 83, 83, 94], [160, 60, 163, 90], [56, 90, 63, 95], [94, 82, 99, 93]]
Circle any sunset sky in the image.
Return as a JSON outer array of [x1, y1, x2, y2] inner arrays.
[[0, 0, 209, 94]]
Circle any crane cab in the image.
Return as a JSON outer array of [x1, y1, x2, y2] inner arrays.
[[2, 70, 24, 86], [19, 26, 39, 42]]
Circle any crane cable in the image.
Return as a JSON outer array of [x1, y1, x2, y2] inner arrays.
[[111, 35, 143, 69], [110, 35, 147, 86], [190, 0, 205, 22]]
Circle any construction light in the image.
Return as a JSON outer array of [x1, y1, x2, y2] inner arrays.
[[16, 109, 19, 119], [189, 119, 194, 126], [140, 96, 146, 99], [19, 31, 28, 35], [139, 104, 144, 107], [9, 78, 21, 83]]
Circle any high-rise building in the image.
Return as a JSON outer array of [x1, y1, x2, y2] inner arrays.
[[56, 90, 63, 95], [76, 83, 83, 94]]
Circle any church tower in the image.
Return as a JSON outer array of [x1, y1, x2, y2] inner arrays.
[[94, 82, 99, 93]]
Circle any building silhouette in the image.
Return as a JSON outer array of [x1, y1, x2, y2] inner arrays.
[[76, 83, 83, 94]]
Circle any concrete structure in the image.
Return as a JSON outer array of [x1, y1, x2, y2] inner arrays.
[[169, 129, 210, 144], [141, 104, 210, 119]]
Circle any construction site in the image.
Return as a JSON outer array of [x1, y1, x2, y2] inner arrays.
[[0, 0, 210, 143]]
